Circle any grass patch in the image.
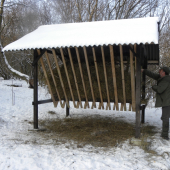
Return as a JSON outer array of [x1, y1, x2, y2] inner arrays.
[[38, 115, 156, 147], [48, 111, 56, 115], [6, 84, 22, 87]]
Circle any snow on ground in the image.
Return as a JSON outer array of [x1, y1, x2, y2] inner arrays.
[[0, 79, 170, 170]]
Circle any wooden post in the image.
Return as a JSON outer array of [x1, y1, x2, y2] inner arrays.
[[119, 45, 126, 111], [75, 47, 89, 109], [83, 46, 96, 109], [67, 47, 82, 108], [130, 45, 136, 111], [135, 44, 141, 138], [66, 101, 70, 117], [101, 46, 111, 110], [142, 45, 147, 123], [92, 47, 104, 109], [33, 50, 38, 129], [109, 45, 119, 111], [141, 105, 145, 124], [39, 50, 58, 107]]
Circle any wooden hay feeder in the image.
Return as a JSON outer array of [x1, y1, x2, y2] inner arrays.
[[3, 17, 160, 138]]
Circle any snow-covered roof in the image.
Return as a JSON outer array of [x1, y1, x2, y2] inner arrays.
[[3, 17, 159, 52]]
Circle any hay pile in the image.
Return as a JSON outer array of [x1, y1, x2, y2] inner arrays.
[[47, 61, 132, 103], [38, 115, 156, 147]]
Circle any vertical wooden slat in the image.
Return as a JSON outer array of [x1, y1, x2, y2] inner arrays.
[[60, 48, 79, 108], [66, 101, 69, 117], [83, 46, 96, 109], [52, 49, 69, 108], [135, 43, 141, 138], [38, 50, 58, 108], [75, 47, 89, 109], [120, 103, 124, 111], [45, 51, 65, 108], [119, 45, 126, 111], [109, 45, 119, 111], [134, 44, 137, 71], [67, 47, 82, 108], [92, 47, 104, 109], [101, 46, 111, 110], [130, 44, 136, 111], [129, 103, 132, 111]]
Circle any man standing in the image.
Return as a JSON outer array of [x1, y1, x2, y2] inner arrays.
[[142, 67, 170, 140]]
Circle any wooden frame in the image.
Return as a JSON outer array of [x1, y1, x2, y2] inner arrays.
[[45, 51, 65, 108], [52, 49, 69, 108], [67, 47, 82, 108], [83, 46, 96, 109], [32, 44, 154, 139], [60, 48, 78, 108], [119, 45, 126, 111], [38, 45, 137, 112], [75, 47, 89, 109], [135, 43, 141, 138], [38, 50, 58, 107], [109, 45, 119, 111], [101, 46, 111, 110], [92, 47, 104, 109], [130, 45, 136, 111]]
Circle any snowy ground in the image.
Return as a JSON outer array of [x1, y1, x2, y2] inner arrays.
[[0, 79, 170, 170]]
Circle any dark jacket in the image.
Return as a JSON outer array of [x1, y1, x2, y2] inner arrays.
[[144, 69, 170, 107]]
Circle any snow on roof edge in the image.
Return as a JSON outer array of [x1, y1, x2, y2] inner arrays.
[[3, 42, 158, 52], [3, 17, 159, 52]]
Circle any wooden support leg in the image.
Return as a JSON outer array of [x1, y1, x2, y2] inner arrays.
[[33, 50, 38, 129], [66, 101, 70, 117], [135, 47, 141, 138], [141, 105, 146, 124]]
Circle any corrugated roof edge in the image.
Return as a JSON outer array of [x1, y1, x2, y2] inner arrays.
[[3, 42, 158, 52], [3, 17, 159, 52]]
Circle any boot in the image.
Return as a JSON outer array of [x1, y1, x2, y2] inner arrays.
[[161, 121, 169, 140]]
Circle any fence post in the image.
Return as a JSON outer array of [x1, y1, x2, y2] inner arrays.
[[135, 45, 141, 138], [33, 50, 38, 129]]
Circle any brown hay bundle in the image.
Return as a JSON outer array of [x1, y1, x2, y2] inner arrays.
[[47, 61, 132, 103]]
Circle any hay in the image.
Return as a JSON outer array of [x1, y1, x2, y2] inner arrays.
[[38, 115, 156, 147], [47, 61, 132, 103]]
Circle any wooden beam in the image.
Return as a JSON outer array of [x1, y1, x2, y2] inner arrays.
[[135, 43, 141, 138], [120, 103, 124, 111], [66, 101, 70, 117], [129, 103, 132, 111], [38, 50, 58, 108], [32, 99, 53, 105], [67, 47, 82, 108], [60, 48, 79, 108], [45, 51, 65, 108], [109, 45, 119, 111], [130, 45, 136, 111], [92, 47, 104, 109], [83, 46, 96, 109], [33, 50, 38, 129], [75, 47, 89, 109], [32, 49, 46, 66], [52, 49, 69, 108], [101, 46, 111, 110], [119, 45, 126, 111], [134, 44, 137, 71], [147, 61, 159, 64]]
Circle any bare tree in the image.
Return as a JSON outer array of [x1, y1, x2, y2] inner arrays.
[[0, 0, 52, 80], [51, 0, 159, 23]]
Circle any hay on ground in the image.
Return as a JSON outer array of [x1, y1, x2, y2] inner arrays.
[[39, 115, 156, 147]]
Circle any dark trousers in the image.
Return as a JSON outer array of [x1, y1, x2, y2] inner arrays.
[[161, 106, 170, 138], [161, 121, 169, 138]]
